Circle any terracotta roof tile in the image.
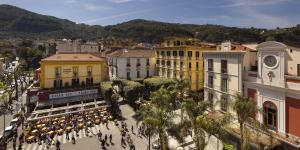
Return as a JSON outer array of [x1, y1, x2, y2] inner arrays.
[[107, 50, 155, 58], [41, 54, 105, 62]]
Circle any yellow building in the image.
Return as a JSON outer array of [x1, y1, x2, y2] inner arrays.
[[40, 54, 105, 89], [156, 37, 216, 90]]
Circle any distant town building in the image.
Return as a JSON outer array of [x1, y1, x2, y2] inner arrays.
[[203, 41, 257, 114], [56, 39, 100, 53], [107, 49, 156, 80], [0, 58, 4, 75], [156, 37, 216, 91]]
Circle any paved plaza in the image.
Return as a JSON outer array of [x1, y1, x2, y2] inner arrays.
[[8, 104, 152, 150]]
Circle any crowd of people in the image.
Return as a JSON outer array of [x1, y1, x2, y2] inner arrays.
[[19, 107, 111, 149]]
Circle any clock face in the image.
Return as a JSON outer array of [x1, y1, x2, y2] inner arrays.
[[264, 55, 277, 68]]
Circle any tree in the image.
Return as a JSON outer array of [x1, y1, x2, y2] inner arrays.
[[139, 103, 174, 150], [233, 93, 262, 150], [0, 91, 14, 136], [169, 99, 231, 150], [170, 79, 190, 121], [138, 86, 174, 150]]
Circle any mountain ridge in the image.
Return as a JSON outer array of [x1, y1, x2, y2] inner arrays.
[[0, 4, 299, 46]]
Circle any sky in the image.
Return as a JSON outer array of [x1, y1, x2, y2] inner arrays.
[[0, 0, 299, 29]]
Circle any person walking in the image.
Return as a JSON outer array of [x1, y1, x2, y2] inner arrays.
[[131, 125, 134, 133], [98, 130, 102, 140], [109, 134, 112, 143], [56, 140, 61, 150], [104, 134, 107, 142]]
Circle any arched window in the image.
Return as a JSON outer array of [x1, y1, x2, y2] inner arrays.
[[263, 101, 277, 130]]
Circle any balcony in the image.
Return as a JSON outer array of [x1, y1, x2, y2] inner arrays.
[[285, 75, 300, 90], [136, 63, 141, 67], [126, 64, 131, 67], [245, 71, 257, 82]]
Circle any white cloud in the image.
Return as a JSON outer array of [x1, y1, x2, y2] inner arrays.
[[106, 0, 134, 3], [83, 3, 112, 11], [65, 0, 77, 4]]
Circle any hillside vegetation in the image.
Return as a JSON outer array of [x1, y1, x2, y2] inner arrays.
[[0, 4, 300, 46]]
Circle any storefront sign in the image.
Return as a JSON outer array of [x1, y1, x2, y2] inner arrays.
[[49, 89, 98, 99]]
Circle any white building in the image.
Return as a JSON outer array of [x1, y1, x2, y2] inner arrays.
[[56, 39, 100, 53], [244, 41, 300, 140], [203, 41, 257, 114], [204, 41, 300, 146], [107, 50, 156, 80]]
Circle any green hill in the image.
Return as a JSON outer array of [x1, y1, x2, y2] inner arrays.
[[0, 4, 300, 46], [0, 4, 104, 39]]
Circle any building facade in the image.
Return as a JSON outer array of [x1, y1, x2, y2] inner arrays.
[[203, 41, 257, 114], [107, 50, 156, 80], [56, 39, 100, 53], [244, 41, 300, 139], [40, 53, 105, 89], [156, 37, 216, 90]]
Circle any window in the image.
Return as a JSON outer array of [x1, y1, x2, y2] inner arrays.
[[189, 62, 192, 69], [167, 71, 171, 78], [167, 51, 171, 56], [86, 77, 93, 86], [162, 60, 165, 66], [263, 102, 277, 130], [180, 62, 184, 68], [298, 64, 300, 76], [208, 93, 213, 107], [127, 58, 131, 67], [208, 59, 213, 71], [196, 51, 200, 58], [73, 66, 78, 77], [156, 60, 160, 65], [290, 49, 293, 53], [127, 72, 131, 80], [156, 51, 159, 56], [173, 51, 177, 57], [87, 66, 92, 76], [208, 75, 213, 88], [188, 51, 192, 58], [137, 71, 140, 78], [221, 78, 228, 92], [146, 70, 149, 77], [53, 79, 62, 88], [161, 51, 165, 57], [174, 62, 177, 68], [221, 60, 227, 74], [167, 61, 171, 67], [179, 51, 184, 57], [137, 58, 141, 66], [174, 72, 177, 78], [55, 67, 61, 78], [220, 95, 228, 112], [196, 62, 199, 69], [146, 58, 150, 66]]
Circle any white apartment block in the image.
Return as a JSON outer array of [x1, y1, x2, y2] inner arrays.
[[203, 41, 257, 114], [107, 50, 156, 80]]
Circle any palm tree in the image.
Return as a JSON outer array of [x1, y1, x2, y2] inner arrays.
[[150, 87, 172, 112], [169, 79, 190, 121], [233, 93, 259, 150], [139, 103, 174, 150], [138, 87, 174, 150], [169, 99, 231, 150]]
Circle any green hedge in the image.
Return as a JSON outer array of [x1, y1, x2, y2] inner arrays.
[[143, 76, 174, 99], [100, 81, 113, 101], [122, 80, 144, 106]]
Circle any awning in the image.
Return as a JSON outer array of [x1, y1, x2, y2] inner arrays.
[[5, 126, 13, 131], [38, 93, 100, 106]]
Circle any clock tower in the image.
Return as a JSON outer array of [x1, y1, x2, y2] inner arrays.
[[257, 41, 287, 88]]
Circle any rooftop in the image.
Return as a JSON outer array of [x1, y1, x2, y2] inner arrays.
[[107, 49, 155, 58], [41, 54, 105, 62]]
